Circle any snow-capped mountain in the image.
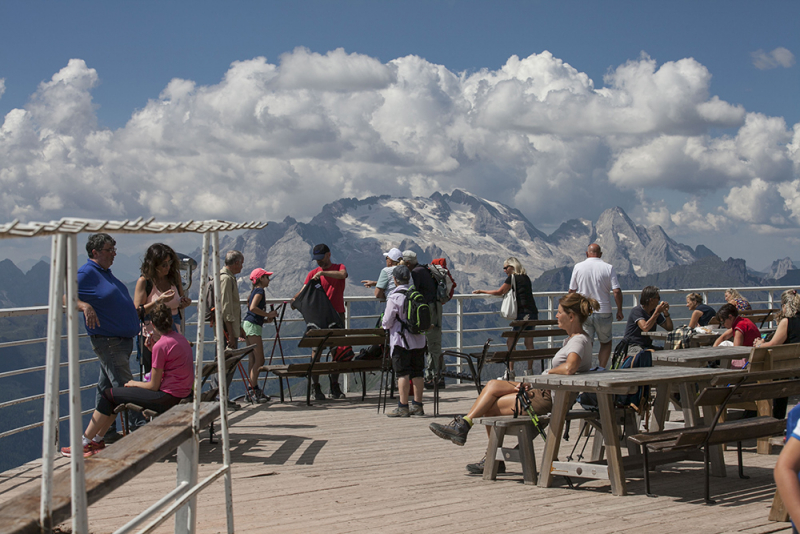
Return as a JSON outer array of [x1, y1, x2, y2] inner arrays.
[[216, 190, 706, 298]]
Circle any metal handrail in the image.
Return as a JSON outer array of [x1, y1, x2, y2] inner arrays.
[[0, 285, 792, 442]]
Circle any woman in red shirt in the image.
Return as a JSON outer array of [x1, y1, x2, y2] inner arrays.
[[713, 303, 760, 368]]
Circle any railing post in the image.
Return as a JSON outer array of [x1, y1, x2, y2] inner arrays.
[[211, 232, 235, 534], [456, 297, 463, 378], [343, 300, 351, 393], [40, 234, 65, 533], [65, 233, 89, 534]]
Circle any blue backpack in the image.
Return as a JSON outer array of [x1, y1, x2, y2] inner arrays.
[[615, 348, 653, 412]]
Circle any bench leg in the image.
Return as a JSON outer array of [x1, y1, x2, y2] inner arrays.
[[538, 390, 575, 488], [769, 487, 791, 522], [483, 426, 506, 481], [279, 377, 285, 403], [517, 425, 538, 485], [306, 373, 312, 406], [361, 371, 367, 401]]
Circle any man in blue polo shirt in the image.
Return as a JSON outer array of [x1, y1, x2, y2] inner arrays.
[[77, 233, 143, 440]]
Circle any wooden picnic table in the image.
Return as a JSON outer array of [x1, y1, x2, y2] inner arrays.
[[643, 328, 775, 348], [651, 345, 753, 368], [521, 366, 741, 496]]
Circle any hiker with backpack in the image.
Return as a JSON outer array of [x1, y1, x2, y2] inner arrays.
[[292, 243, 349, 400], [429, 292, 596, 475], [382, 265, 428, 417], [402, 250, 444, 390], [241, 268, 279, 403]]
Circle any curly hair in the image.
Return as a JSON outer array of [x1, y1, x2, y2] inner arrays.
[[559, 292, 600, 324], [150, 302, 173, 333], [140, 243, 181, 288], [725, 288, 744, 301], [780, 289, 800, 319]]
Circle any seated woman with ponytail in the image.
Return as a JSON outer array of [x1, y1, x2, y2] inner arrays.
[[60, 302, 195, 458], [428, 292, 598, 473]]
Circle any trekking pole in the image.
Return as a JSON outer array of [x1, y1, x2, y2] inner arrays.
[[262, 302, 291, 401]]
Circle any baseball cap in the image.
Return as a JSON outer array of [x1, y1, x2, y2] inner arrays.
[[392, 265, 411, 282], [312, 243, 330, 260], [402, 250, 417, 262], [383, 247, 402, 262], [249, 268, 273, 284]]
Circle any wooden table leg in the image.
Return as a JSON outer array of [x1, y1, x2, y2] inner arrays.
[[651, 384, 670, 432], [678, 382, 700, 426], [597, 392, 627, 496], [537, 390, 573, 488], [483, 426, 506, 481]]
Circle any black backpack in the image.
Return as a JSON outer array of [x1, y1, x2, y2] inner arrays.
[[396, 287, 431, 335]]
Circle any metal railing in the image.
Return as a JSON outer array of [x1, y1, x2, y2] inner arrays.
[[1, 285, 792, 445]]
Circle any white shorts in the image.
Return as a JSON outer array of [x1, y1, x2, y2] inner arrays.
[[583, 313, 613, 344]]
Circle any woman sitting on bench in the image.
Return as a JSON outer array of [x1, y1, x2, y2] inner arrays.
[[428, 292, 596, 474], [61, 302, 194, 458]]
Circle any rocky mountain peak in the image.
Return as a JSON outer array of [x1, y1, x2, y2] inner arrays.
[[765, 257, 797, 281]]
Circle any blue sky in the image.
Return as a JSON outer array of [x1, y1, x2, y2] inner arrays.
[[0, 1, 798, 269]]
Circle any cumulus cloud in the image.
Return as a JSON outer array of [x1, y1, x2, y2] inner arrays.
[[752, 47, 796, 70], [0, 49, 798, 240]]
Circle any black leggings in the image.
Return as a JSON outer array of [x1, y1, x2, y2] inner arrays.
[[98, 387, 181, 417]]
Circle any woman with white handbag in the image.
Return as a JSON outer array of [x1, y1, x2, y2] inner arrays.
[[473, 256, 539, 351]]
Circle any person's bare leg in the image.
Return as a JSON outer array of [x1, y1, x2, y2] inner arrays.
[[85, 410, 116, 440], [246, 335, 264, 387], [411, 377, 424, 403], [398, 376, 410, 405], [598, 341, 612, 368], [466, 380, 519, 420]]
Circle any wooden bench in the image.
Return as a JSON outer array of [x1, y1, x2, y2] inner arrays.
[[261, 328, 388, 405], [473, 409, 630, 484], [199, 344, 256, 403], [628, 369, 800, 504], [486, 319, 567, 375], [0, 402, 219, 533]]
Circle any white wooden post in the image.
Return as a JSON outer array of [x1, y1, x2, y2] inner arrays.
[[65, 234, 88, 533], [40, 234, 66, 532], [211, 232, 235, 534]]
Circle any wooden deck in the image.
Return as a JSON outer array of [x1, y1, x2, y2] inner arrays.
[[0, 385, 792, 533]]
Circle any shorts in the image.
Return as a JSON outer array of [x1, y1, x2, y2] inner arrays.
[[391, 346, 425, 379], [242, 320, 262, 337], [512, 311, 538, 332], [520, 386, 552, 415], [583, 313, 613, 343]]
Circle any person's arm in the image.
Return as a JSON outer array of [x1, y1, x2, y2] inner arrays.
[[75, 298, 100, 329], [756, 318, 788, 347], [713, 328, 734, 347], [381, 297, 399, 331], [133, 277, 148, 308], [125, 367, 163, 391], [374, 287, 387, 300], [362, 280, 377, 288], [613, 288, 624, 321], [248, 292, 278, 321], [473, 283, 512, 296], [688, 309, 703, 329], [660, 302, 673, 331], [775, 437, 800, 526], [313, 267, 348, 280], [547, 352, 582, 375], [732, 329, 745, 346]]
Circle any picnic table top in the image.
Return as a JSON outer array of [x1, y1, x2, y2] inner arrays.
[[651, 345, 752, 365], [520, 366, 741, 394]]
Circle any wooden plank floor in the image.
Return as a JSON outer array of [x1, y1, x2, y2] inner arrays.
[[0, 385, 792, 533]]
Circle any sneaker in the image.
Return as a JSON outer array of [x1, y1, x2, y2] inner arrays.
[[251, 387, 270, 404], [466, 455, 505, 475], [409, 403, 425, 416], [329, 383, 346, 400], [60, 441, 103, 458], [429, 415, 470, 446], [387, 405, 410, 417], [313, 384, 326, 401]]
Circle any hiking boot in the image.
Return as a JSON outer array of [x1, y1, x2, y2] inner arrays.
[[409, 403, 425, 416], [466, 455, 505, 475], [61, 441, 103, 458], [313, 384, 326, 401], [429, 415, 470, 446], [387, 405, 410, 417], [329, 383, 346, 400], [251, 387, 270, 404]]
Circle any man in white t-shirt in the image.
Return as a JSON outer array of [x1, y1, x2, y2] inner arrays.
[[361, 247, 402, 300], [568, 244, 623, 368]]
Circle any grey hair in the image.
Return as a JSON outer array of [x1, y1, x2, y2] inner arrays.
[[780, 289, 800, 319], [225, 250, 244, 266], [504, 257, 526, 276], [85, 233, 115, 258]]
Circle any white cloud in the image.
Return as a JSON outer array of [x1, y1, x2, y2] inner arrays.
[[752, 47, 796, 70], [0, 79, 5, 99], [723, 178, 794, 227], [0, 49, 798, 242]]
